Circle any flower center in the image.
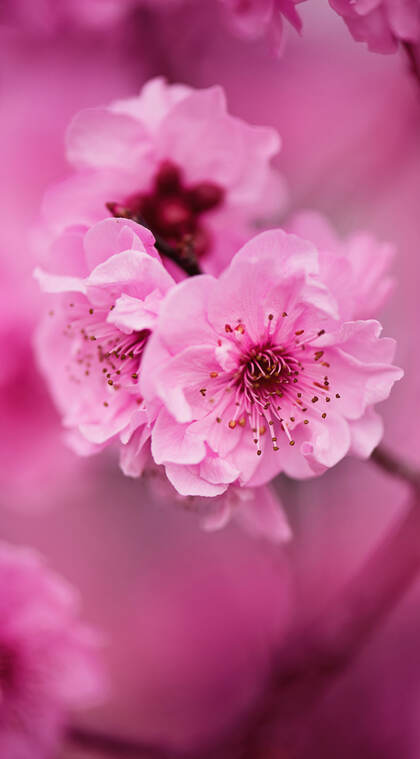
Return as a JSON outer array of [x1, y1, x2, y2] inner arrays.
[[59, 301, 147, 405], [201, 319, 340, 456], [106, 161, 224, 259]]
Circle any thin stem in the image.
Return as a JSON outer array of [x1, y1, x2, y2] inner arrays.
[[152, 231, 203, 277], [106, 203, 203, 277], [402, 41, 420, 90], [371, 444, 420, 492]]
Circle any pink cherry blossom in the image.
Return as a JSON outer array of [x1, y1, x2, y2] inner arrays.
[[329, 0, 420, 53], [0, 541, 105, 758], [141, 228, 403, 497], [220, 0, 306, 51], [287, 210, 395, 320], [35, 217, 174, 473], [42, 77, 285, 276]]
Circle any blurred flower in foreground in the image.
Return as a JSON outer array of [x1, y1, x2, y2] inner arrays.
[[220, 0, 306, 51], [0, 542, 104, 758], [42, 77, 285, 276], [329, 0, 420, 53], [35, 217, 174, 475], [141, 228, 402, 496]]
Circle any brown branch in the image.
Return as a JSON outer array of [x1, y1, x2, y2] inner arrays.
[[227, 493, 420, 758], [371, 444, 420, 492], [67, 448, 420, 758], [402, 41, 420, 91]]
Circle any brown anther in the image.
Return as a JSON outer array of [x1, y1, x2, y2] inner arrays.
[[132, 373, 138, 380], [312, 396, 319, 403], [107, 380, 113, 386], [297, 392, 302, 398], [289, 440, 295, 447], [326, 397, 331, 402], [200, 388, 207, 396], [336, 393, 341, 399], [103, 401, 109, 407], [228, 420, 236, 429], [290, 416, 295, 422], [238, 417, 246, 427], [318, 329, 326, 336], [268, 313, 274, 321], [322, 413, 327, 419], [282, 312, 288, 317], [209, 371, 219, 378], [259, 425, 266, 435], [257, 450, 262, 456], [225, 324, 233, 333], [273, 446, 279, 451], [295, 329, 304, 336], [216, 417, 222, 423], [89, 308, 94, 315], [314, 350, 324, 361], [304, 419, 309, 424]]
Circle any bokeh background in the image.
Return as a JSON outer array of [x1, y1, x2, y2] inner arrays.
[[1, 2, 420, 757]]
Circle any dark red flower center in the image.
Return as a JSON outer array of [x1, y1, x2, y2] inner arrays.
[[107, 161, 224, 259]]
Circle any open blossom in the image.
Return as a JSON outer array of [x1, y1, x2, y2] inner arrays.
[[35, 217, 174, 473], [0, 542, 104, 758], [42, 77, 284, 276], [329, 0, 420, 53], [140, 228, 403, 497], [220, 0, 305, 51], [287, 210, 395, 320]]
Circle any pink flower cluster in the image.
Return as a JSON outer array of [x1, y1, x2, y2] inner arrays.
[[0, 542, 104, 758], [35, 78, 402, 538], [330, 0, 420, 53]]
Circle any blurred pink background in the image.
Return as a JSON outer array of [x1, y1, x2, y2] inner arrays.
[[1, 3, 420, 757]]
